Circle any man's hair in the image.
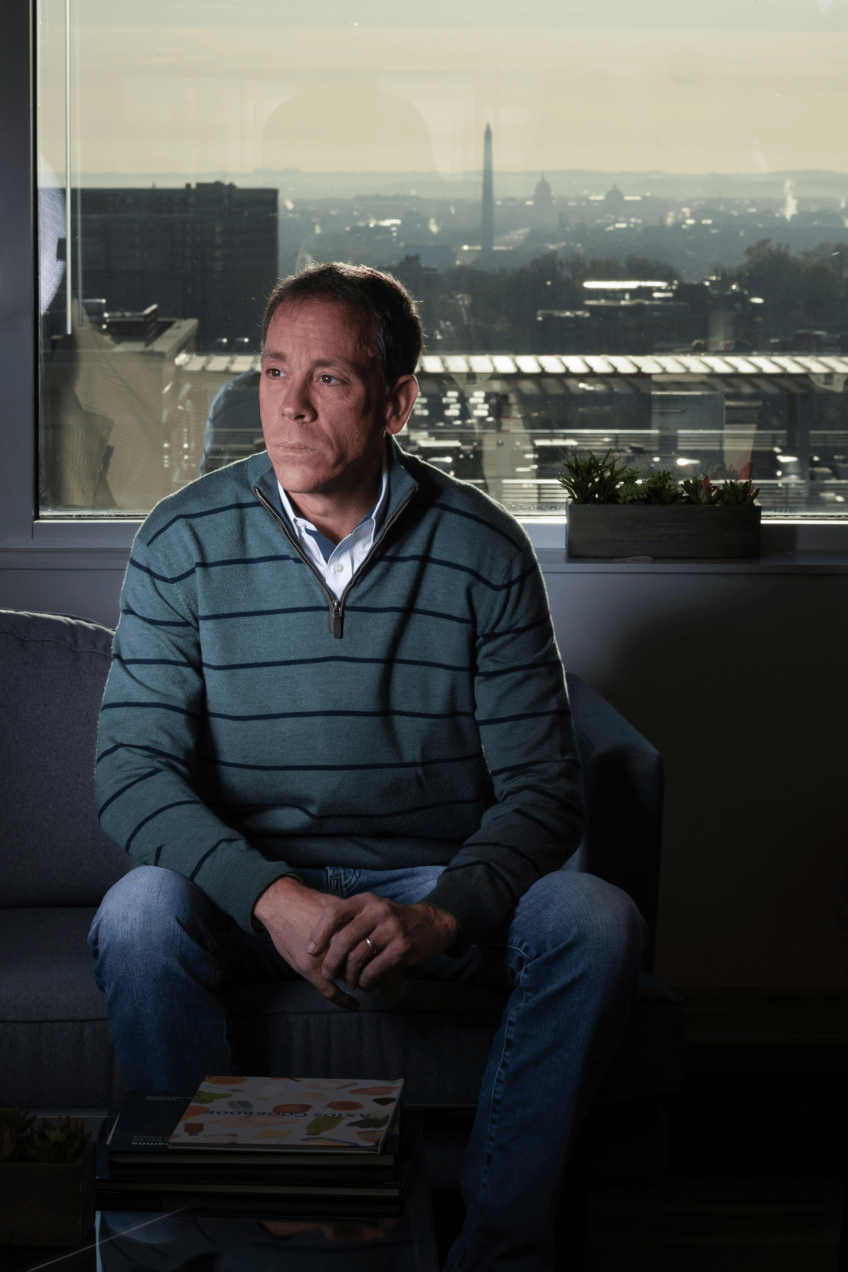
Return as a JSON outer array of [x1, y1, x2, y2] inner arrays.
[[262, 262, 424, 387]]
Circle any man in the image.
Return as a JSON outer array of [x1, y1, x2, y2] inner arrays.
[[90, 262, 645, 1272]]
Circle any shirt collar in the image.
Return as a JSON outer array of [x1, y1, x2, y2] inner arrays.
[[277, 448, 390, 541]]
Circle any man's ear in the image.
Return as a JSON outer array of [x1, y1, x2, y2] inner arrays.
[[385, 374, 418, 436]]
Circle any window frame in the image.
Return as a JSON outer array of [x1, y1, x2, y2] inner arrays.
[[1, 0, 37, 547], [2, 0, 847, 567]]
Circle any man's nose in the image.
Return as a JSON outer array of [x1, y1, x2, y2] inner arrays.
[[279, 376, 315, 419]]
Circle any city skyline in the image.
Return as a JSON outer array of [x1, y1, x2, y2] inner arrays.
[[66, 167, 848, 202]]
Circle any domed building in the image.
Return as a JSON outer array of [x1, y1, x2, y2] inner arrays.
[[604, 183, 626, 214], [530, 174, 557, 234]]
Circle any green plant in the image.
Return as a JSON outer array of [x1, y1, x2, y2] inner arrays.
[[679, 475, 724, 505], [0, 1107, 35, 1162], [720, 478, 760, 505], [556, 449, 638, 504], [0, 1106, 35, 1137], [558, 451, 759, 506], [0, 1108, 92, 1164], [7, 1114, 93, 1164], [0, 1125, 21, 1163], [619, 470, 686, 505]]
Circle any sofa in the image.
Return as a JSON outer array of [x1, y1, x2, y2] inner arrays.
[[0, 607, 685, 1173]]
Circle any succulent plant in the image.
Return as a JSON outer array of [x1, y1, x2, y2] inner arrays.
[[557, 449, 639, 504], [720, 478, 760, 505], [19, 1116, 92, 1164], [0, 1123, 22, 1162], [618, 469, 686, 505], [678, 475, 724, 505], [559, 450, 760, 506], [0, 1105, 35, 1137]]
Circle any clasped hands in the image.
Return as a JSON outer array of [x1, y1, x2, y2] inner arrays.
[[252, 875, 460, 1010]]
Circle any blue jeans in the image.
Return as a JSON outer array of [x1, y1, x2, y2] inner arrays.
[[89, 864, 646, 1272]]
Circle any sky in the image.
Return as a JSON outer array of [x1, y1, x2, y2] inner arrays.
[[37, 0, 848, 178]]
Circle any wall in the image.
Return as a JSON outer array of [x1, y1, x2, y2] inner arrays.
[[2, 551, 846, 990], [543, 563, 848, 988]]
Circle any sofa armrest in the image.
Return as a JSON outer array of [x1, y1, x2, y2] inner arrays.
[[565, 672, 664, 971], [0, 608, 133, 908]]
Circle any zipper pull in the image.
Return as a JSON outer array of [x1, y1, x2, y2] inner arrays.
[[331, 599, 343, 639]]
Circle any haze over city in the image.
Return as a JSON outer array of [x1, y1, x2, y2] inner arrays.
[[40, 2, 848, 180]]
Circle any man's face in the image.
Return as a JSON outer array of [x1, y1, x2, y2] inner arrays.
[[259, 298, 415, 501]]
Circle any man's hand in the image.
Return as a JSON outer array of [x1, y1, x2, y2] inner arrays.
[[253, 876, 362, 1010], [253, 877, 460, 1005], [306, 891, 460, 992]]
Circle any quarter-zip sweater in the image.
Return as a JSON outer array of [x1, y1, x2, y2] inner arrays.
[[96, 439, 585, 947]]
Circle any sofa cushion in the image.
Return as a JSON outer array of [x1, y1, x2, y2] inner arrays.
[[0, 609, 133, 906], [225, 979, 509, 1107], [0, 908, 685, 1112], [0, 906, 105, 1020], [0, 905, 127, 1109]]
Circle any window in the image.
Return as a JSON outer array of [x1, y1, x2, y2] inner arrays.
[[23, 1, 848, 522]]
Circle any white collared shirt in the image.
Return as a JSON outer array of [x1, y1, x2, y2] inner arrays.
[[277, 462, 390, 600]]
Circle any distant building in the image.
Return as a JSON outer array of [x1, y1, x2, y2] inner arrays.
[[604, 183, 626, 215], [530, 175, 557, 235], [397, 244, 456, 272], [77, 182, 278, 350], [481, 124, 494, 253]]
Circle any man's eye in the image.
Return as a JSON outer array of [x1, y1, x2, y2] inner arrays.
[[319, 374, 340, 384]]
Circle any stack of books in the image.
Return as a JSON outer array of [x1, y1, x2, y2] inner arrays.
[[97, 1076, 418, 1218]]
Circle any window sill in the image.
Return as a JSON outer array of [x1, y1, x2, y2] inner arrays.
[[536, 549, 848, 574], [1, 518, 848, 574], [528, 516, 848, 573]]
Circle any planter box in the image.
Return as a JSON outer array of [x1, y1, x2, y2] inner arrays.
[[0, 1143, 95, 1247], [566, 504, 761, 560]]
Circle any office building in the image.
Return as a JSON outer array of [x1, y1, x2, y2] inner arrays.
[[77, 182, 278, 349]]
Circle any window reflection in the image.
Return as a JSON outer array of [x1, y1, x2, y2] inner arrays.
[[36, 1, 848, 518]]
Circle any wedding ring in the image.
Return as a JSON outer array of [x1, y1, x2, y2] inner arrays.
[[364, 936, 377, 957]]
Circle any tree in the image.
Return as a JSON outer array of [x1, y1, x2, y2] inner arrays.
[[623, 255, 680, 284], [735, 240, 801, 316], [711, 238, 848, 332]]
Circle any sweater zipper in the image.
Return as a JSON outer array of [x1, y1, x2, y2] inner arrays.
[[252, 482, 416, 639]]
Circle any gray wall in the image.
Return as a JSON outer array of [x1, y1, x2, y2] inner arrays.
[[2, 553, 846, 989], [544, 564, 848, 989]]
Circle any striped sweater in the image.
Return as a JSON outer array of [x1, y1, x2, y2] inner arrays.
[[96, 438, 584, 946]]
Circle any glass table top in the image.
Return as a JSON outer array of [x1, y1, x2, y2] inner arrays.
[[0, 1116, 440, 1272]]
